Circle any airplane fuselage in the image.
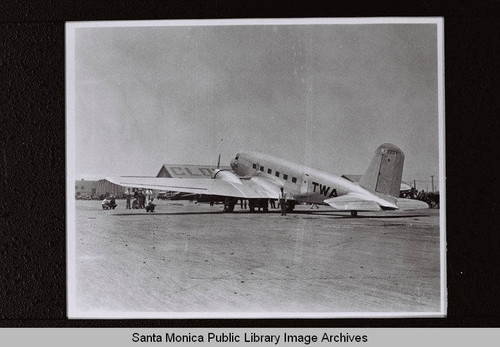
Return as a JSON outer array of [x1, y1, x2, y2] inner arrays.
[[109, 143, 426, 213], [230, 151, 375, 204]]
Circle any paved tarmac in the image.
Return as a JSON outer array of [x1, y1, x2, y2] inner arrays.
[[71, 200, 443, 318]]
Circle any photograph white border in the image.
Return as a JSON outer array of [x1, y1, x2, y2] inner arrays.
[[66, 17, 445, 319]]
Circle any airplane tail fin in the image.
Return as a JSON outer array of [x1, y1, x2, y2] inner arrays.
[[359, 143, 404, 198]]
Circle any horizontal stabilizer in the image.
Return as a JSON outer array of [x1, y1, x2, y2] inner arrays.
[[395, 198, 430, 210], [324, 193, 382, 212]]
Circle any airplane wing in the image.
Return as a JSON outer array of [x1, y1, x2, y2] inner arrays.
[[106, 175, 281, 199]]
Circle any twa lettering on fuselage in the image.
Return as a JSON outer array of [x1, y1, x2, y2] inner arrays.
[[312, 182, 338, 198]]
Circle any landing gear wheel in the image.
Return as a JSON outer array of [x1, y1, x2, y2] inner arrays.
[[286, 201, 296, 213], [223, 198, 236, 212], [350, 211, 358, 217], [248, 200, 256, 213], [261, 199, 269, 212]]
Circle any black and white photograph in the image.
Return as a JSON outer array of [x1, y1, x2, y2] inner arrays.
[[66, 18, 445, 319]]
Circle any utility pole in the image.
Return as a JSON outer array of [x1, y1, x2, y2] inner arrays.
[[413, 180, 416, 191], [430, 175, 435, 193]]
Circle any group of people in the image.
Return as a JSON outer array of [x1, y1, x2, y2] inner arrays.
[[125, 188, 156, 212], [101, 195, 117, 210], [401, 189, 440, 208], [236, 187, 288, 215], [106, 186, 290, 214]]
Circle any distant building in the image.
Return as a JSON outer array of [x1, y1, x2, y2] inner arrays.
[[156, 164, 231, 178], [155, 164, 231, 199], [75, 179, 126, 198], [96, 179, 126, 196], [75, 179, 97, 198]]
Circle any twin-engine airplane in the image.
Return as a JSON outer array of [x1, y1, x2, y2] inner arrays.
[[108, 143, 428, 216]]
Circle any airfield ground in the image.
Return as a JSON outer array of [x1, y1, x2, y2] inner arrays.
[[71, 200, 443, 318]]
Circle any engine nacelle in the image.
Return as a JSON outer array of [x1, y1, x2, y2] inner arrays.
[[212, 169, 242, 185]]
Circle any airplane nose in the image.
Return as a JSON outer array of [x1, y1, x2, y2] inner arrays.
[[230, 158, 238, 171]]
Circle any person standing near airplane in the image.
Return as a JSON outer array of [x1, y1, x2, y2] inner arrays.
[[125, 188, 131, 209], [139, 189, 145, 208], [133, 189, 139, 206], [279, 187, 287, 216], [145, 197, 156, 212], [145, 189, 152, 203]]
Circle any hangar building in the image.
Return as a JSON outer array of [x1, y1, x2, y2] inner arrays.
[[75, 179, 126, 198]]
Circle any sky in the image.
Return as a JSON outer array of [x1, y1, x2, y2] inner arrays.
[[70, 20, 441, 190]]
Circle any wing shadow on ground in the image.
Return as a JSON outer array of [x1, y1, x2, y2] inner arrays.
[[112, 210, 433, 218], [112, 211, 225, 216], [294, 211, 434, 219]]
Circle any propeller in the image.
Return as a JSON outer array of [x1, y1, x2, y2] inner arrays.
[[212, 154, 222, 179]]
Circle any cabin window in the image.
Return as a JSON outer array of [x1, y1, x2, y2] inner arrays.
[[252, 163, 257, 169], [275, 171, 280, 177], [267, 168, 272, 174], [292, 177, 297, 183], [260, 166, 264, 172], [283, 174, 288, 180]]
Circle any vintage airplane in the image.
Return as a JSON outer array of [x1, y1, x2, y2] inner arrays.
[[108, 143, 428, 216]]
